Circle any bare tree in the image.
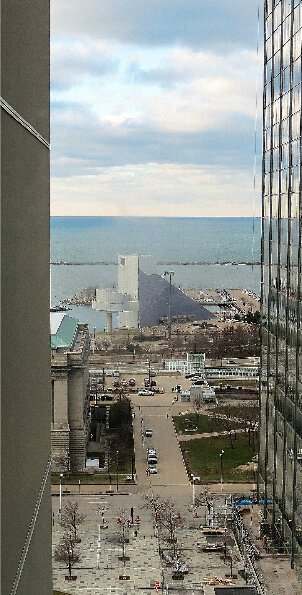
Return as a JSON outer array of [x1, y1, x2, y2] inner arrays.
[[54, 447, 71, 475], [116, 508, 130, 560], [144, 492, 164, 527], [60, 500, 86, 542], [54, 531, 81, 578], [160, 499, 178, 543], [192, 394, 203, 423], [145, 495, 177, 546]]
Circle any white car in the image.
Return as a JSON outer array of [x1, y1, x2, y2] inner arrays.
[[138, 389, 154, 396], [149, 465, 157, 474]]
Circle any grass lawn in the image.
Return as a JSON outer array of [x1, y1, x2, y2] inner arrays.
[[173, 413, 244, 435], [180, 433, 257, 483], [51, 472, 134, 485]]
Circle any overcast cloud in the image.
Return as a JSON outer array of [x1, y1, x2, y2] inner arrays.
[[50, 1, 262, 216]]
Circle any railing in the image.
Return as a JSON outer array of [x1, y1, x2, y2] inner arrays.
[[232, 505, 267, 595], [10, 459, 51, 595]]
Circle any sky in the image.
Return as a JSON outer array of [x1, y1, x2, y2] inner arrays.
[[50, 1, 263, 217]]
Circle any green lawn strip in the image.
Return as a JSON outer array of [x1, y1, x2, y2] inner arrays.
[[51, 473, 134, 485], [173, 413, 244, 435], [180, 434, 257, 483]]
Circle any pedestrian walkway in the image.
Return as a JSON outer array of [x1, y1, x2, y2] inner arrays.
[[52, 493, 162, 593]]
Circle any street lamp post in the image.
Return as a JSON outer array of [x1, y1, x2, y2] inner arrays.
[[148, 359, 151, 386], [116, 450, 119, 492], [59, 473, 63, 515], [220, 450, 224, 492], [191, 474, 200, 506]]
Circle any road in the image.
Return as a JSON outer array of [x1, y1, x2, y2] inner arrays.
[[131, 393, 190, 495]]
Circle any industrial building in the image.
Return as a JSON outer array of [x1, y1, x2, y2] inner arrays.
[[259, 0, 302, 581], [51, 313, 90, 472], [92, 254, 215, 329]]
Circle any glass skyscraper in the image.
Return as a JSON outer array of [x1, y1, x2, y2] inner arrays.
[[260, 0, 302, 580]]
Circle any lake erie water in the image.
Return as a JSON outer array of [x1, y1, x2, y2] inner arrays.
[[51, 216, 261, 331]]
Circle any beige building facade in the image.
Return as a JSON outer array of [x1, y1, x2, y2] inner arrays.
[[51, 313, 90, 471]]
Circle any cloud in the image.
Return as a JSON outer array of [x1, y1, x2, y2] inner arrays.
[[50, 98, 259, 180], [50, 1, 262, 216], [51, 163, 261, 217], [51, 40, 119, 91], [51, 0, 260, 51]]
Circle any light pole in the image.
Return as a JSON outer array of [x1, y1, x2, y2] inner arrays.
[[59, 473, 63, 515], [163, 271, 174, 340], [191, 474, 200, 506], [220, 450, 224, 492], [116, 450, 119, 492]]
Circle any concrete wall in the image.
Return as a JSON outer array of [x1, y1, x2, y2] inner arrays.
[[53, 372, 69, 428], [118, 254, 139, 299], [51, 326, 90, 471], [1, 1, 52, 593]]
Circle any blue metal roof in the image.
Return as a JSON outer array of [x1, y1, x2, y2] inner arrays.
[[50, 313, 78, 349]]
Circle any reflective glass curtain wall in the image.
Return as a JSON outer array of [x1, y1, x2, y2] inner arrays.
[[260, 0, 302, 580]]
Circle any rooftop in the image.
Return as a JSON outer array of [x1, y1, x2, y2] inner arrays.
[[50, 312, 79, 349]]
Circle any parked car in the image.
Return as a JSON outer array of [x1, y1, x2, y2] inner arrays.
[[148, 456, 158, 464], [113, 370, 120, 377], [147, 446, 156, 453], [106, 371, 113, 377], [138, 389, 154, 396], [145, 429, 153, 437], [122, 380, 128, 386], [149, 465, 157, 474], [129, 378, 136, 386]]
